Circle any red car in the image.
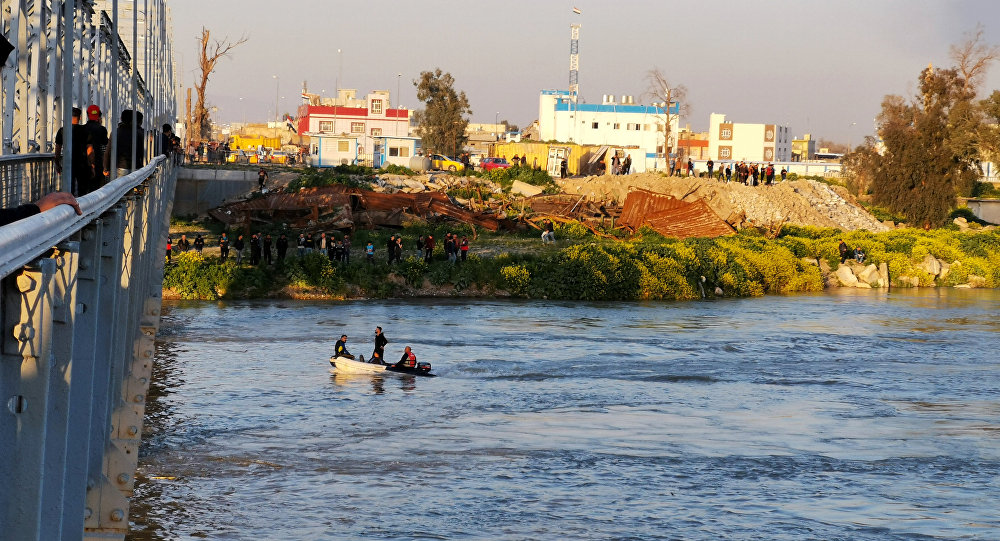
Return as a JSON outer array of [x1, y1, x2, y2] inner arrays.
[[480, 157, 511, 171]]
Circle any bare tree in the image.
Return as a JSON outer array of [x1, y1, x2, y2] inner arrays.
[[949, 24, 1000, 93], [645, 68, 688, 163], [193, 27, 247, 143]]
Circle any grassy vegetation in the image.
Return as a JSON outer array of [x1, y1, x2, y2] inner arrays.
[[163, 221, 1000, 300]]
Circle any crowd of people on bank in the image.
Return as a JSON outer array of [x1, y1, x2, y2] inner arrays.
[[165, 230, 474, 267], [667, 157, 789, 186]]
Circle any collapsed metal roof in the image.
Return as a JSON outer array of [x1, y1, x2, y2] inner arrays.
[[618, 188, 735, 239], [208, 186, 503, 232]]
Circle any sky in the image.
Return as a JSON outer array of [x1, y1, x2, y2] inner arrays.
[[168, 0, 1000, 144]]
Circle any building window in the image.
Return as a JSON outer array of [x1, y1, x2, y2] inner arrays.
[[613, 123, 620, 129], [371, 99, 383, 115], [720, 128, 732, 139], [351, 122, 364, 134], [371, 128, 382, 137], [319, 121, 334, 132], [389, 146, 410, 157], [389, 147, 399, 157], [719, 146, 732, 159], [592, 122, 599, 129], [337, 140, 349, 152], [644, 124, 650, 131]]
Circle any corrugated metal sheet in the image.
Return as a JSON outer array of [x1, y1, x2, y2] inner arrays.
[[619, 188, 734, 239]]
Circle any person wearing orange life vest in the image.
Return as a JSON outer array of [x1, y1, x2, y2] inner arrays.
[[395, 346, 417, 369]]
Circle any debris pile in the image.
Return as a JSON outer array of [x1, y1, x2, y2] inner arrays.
[[209, 185, 503, 232]]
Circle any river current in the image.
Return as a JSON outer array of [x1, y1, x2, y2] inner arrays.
[[128, 290, 1000, 540]]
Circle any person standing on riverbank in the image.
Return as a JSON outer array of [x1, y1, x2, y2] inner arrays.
[[263, 234, 273, 264], [276, 234, 289, 261], [219, 233, 229, 260], [233, 234, 245, 265], [424, 235, 435, 263], [372, 326, 388, 364]]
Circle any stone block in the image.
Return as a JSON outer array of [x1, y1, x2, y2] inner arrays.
[[917, 254, 942, 277], [835, 265, 859, 287], [857, 264, 880, 285]]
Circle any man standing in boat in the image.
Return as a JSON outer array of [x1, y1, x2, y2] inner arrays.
[[334, 335, 354, 359], [372, 326, 389, 364]]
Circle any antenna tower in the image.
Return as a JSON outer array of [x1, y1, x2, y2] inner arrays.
[[569, 24, 580, 98]]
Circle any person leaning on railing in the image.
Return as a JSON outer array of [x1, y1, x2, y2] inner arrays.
[[0, 192, 82, 227]]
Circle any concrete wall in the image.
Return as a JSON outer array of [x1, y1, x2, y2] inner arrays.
[[173, 168, 258, 216], [966, 199, 1000, 224]]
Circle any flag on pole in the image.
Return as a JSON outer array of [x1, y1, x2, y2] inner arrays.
[[572, 7, 581, 14]]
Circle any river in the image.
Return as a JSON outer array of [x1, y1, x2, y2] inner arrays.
[[128, 290, 1000, 540]]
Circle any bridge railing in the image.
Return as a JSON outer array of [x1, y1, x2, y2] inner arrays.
[[1, 155, 175, 541]]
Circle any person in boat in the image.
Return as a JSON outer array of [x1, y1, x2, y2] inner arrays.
[[371, 326, 389, 364], [334, 335, 354, 359], [395, 346, 417, 369]]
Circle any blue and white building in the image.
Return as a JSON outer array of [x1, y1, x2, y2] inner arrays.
[[537, 89, 680, 171]]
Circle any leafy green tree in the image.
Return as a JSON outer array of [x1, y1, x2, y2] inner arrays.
[[866, 67, 982, 228], [412, 69, 472, 158]]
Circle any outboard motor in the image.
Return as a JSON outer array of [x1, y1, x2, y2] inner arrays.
[[417, 362, 431, 374]]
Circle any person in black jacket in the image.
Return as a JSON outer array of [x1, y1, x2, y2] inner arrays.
[[276, 233, 289, 261], [0, 192, 81, 226], [233, 234, 245, 265], [334, 335, 353, 359], [372, 326, 389, 364]]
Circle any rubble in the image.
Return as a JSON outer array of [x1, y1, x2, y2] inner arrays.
[[558, 173, 889, 232], [209, 185, 503, 232]]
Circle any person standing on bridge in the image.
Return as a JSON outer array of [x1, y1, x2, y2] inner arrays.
[[55, 107, 95, 196], [114, 109, 146, 175], [84, 105, 109, 186]]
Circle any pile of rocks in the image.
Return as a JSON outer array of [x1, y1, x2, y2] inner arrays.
[[825, 254, 989, 289]]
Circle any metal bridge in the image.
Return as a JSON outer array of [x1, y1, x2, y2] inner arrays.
[[1, 1, 176, 539]]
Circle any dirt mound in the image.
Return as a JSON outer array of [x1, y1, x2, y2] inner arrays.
[[557, 173, 887, 232]]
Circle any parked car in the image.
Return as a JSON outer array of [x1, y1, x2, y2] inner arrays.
[[429, 154, 464, 172], [479, 157, 511, 172]]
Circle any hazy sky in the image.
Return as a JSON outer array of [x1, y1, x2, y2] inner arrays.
[[169, 0, 1000, 143]]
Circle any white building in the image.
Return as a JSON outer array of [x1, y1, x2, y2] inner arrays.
[[707, 113, 790, 163], [298, 88, 410, 166], [537, 90, 680, 170]]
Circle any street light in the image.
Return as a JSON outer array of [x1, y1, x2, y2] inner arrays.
[[495, 111, 500, 140], [272, 75, 279, 124], [239, 97, 245, 128], [337, 49, 342, 93], [395, 74, 403, 136]]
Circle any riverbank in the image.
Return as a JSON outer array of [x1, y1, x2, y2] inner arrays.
[[162, 225, 1000, 301]]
